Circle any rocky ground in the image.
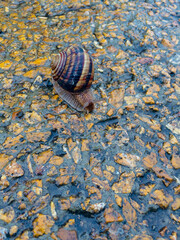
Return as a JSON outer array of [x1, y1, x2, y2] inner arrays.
[[0, 0, 179, 239]]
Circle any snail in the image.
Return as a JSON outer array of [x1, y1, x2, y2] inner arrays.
[[51, 46, 94, 112]]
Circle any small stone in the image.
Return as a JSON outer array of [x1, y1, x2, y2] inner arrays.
[[0, 154, 13, 171], [24, 111, 42, 124], [9, 225, 18, 236], [131, 234, 153, 240], [49, 156, 64, 165], [169, 134, 178, 144], [137, 57, 153, 64], [72, 146, 81, 164], [0, 175, 9, 190], [26, 131, 51, 143], [174, 185, 180, 195], [33, 149, 53, 165], [150, 189, 173, 208], [87, 202, 106, 213], [152, 166, 174, 186], [58, 199, 71, 210], [171, 198, 180, 211], [122, 198, 137, 228], [114, 153, 140, 168], [0, 60, 13, 70], [51, 201, 58, 220], [23, 69, 38, 78], [28, 57, 48, 66], [15, 230, 29, 239], [116, 49, 127, 59], [142, 97, 155, 104], [169, 231, 178, 240], [33, 214, 54, 237], [166, 119, 180, 135], [161, 39, 173, 48], [112, 172, 135, 194], [115, 194, 122, 207], [4, 160, 24, 177], [139, 184, 155, 196], [18, 203, 26, 210], [163, 142, 171, 154], [3, 135, 25, 149], [142, 152, 157, 169], [171, 153, 180, 169], [109, 88, 125, 108], [55, 176, 70, 186], [110, 66, 125, 75], [104, 207, 123, 223], [57, 228, 78, 240], [0, 207, 15, 223]]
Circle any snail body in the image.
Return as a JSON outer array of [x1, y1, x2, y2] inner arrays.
[[51, 46, 94, 112]]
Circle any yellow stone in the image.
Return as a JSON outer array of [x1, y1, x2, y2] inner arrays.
[[122, 198, 137, 228], [59, 199, 71, 210], [142, 97, 155, 104], [8, 123, 24, 135], [163, 142, 171, 154], [92, 177, 110, 191], [49, 156, 64, 166], [139, 184, 155, 196], [161, 39, 173, 48], [114, 153, 140, 168], [67, 138, 76, 151], [109, 88, 125, 108], [0, 175, 9, 190], [33, 149, 53, 165], [33, 214, 54, 237], [4, 160, 24, 177], [0, 207, 15, 223], [171, 197, 180, 211], [171, 153, 180, 169], [3, 135, 25, 149], [87, 202, 106, 213], [112, 172, 135, 194], [142, 152, 157, 169], [9, 225, 18, 236], [23, 69, 38, 78], [110, 66, 124, 74], [124, 96, 138, 105], [81, 139, 89, 151], [26, 131, 51, 143], [24, 111, 42, 124], [116, 49, 127, 59], [56, 176, 70, 186], [103, 170, 113, 181], [28, 57, 48, 66], [0, 60, 13, 70], [0, 154, 13, 171], [131, 234, 153, 240], [104, 207, 123, 223], [115, 194, 122, 207], [150, 189, 173, 208]]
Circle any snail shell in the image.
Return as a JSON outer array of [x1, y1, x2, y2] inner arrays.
[[51, 46, 94, 112]]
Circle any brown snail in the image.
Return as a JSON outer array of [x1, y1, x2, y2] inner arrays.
[[51, 46, 94, 112]]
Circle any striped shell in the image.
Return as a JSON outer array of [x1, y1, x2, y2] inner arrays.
[[51, 46, 94, 112]]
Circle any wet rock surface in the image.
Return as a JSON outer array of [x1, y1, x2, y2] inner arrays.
[[0, 0, 179, 239]]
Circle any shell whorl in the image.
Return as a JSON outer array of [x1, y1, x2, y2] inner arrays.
[[51, 46, 94, 93]]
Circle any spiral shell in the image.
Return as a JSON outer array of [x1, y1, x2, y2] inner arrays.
[[51, 46, 94, 112]]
